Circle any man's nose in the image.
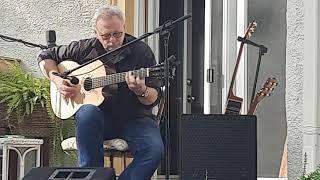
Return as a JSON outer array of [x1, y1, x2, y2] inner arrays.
[[109, 36, 116, 42]]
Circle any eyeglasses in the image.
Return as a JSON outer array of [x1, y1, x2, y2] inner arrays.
[[100, 32, 123, 40]]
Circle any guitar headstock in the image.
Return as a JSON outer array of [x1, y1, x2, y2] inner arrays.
[[255, 77, 278, 103], [244, 20, 258, 39], [248, 77, 277, 115]]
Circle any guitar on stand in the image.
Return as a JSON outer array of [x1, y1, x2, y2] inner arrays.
[[247, 78, 277, 115], [246, 78, 285, 177], [225, 20, 257, 114]]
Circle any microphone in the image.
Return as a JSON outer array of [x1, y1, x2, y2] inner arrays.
[[46, 30, 56, 48]]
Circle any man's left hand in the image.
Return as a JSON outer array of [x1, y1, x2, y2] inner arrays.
[[125, 71, 147, 96]]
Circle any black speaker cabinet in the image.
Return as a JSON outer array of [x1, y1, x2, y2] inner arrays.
[[22, 167, 115, 180], [180, 114, 257, 180]]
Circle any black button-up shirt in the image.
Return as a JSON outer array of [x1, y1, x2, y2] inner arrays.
[[38, 34, 161, 120]]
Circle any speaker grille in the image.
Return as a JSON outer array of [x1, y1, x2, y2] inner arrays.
[[180, 114, 257, 180]]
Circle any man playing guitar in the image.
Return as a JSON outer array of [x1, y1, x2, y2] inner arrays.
[[38, 6, 163, 180]]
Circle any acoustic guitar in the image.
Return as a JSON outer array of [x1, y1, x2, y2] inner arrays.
[[225, 20, 257, 114], [50, 60, 168, 119], [245, 78, 285, 177]]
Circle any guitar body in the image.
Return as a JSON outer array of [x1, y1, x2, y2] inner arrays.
[[50, 60, 106, 119], [225, 92, 243, 114]]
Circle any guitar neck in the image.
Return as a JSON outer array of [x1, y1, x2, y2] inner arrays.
[[225, 43, 245, 114], [227, 43, 245, 93], [247, 101, 258, 115], [91, 68, 148, 89]]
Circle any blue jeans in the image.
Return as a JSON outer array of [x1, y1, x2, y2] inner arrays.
[[75, 104, 164, 180]]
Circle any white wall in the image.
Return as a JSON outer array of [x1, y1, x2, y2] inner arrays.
[[286, 0, 304, 178], [0, 0, 107, 76]]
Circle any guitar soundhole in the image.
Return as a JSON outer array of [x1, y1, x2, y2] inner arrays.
[[225, 100, 242, 115], [83, 77, 93, 91]]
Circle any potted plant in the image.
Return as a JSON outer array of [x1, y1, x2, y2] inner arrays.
[[0, 64, 51, 125], [0, 63, 75, 166]]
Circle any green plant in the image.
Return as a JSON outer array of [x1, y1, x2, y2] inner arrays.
[[0, 64, 50, 123], [0, 64, 75, 166], [300, 153, 320, 180], [300, 167, 320, 180]]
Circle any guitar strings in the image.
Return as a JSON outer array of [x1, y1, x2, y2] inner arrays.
[[84, 69, 148, 90], [89, 69, 146, 87], [82, 62, 168, 89], [85, 70, 146, 90]]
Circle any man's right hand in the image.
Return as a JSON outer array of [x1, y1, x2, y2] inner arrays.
[[39, 59, 78, 99], [50, 73, 78, 99]]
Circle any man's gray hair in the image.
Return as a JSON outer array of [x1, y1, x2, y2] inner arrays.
[[92, 6, 125, 30]]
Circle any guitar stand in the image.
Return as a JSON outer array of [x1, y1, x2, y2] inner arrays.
[[237, 36, 268, 103], [160, 28, 172, 180], [250, 46, 267, 103]]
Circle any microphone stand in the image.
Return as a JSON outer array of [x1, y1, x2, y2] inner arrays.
[[0, 34, 48, 49], [237, 37, 268, 104], [161, 28, 171, 180], [158, 15, 191, 180]]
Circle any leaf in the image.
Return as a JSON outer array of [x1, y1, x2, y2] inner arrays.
[[0, 95, 16, 104]]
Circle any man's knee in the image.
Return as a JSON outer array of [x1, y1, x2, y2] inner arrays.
[[75, 104, 102, 125], [153, 142, 165, 161], [145, 139, 165, 162]]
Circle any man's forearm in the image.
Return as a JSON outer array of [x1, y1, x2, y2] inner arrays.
[[137, 86, 158, 105], [38, 59, 59, 80]]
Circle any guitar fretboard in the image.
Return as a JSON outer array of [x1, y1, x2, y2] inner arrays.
[[90, 68, 149, 89]]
